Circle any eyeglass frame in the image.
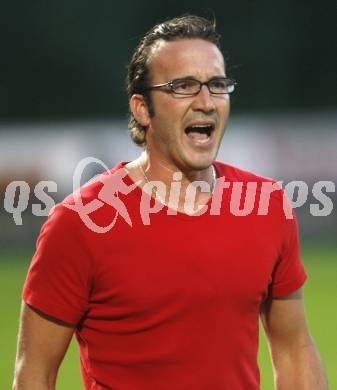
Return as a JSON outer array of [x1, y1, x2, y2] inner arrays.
[[141, 77, 236, 96]]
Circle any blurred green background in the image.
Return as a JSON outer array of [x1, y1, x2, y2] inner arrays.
[[0, 0, 336, 120], [1, 245, 336, 388], [1, 0, 336, 388]]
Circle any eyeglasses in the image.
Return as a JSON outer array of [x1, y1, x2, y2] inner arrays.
[[143, 77, 236, 96]]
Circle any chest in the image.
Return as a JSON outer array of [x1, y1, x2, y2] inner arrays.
[[87, 211, 282, 320]]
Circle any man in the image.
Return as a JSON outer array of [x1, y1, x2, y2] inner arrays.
[[13, 15, 328, 389]]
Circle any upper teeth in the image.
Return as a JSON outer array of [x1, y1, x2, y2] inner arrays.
[[191, 124, 211, 128]]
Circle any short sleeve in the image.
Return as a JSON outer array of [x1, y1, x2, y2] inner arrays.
[[271, 209, 307, 298], [23, 203, 92, 325]]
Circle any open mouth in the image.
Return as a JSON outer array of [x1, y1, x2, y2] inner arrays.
[[184, 124, 215, 144]]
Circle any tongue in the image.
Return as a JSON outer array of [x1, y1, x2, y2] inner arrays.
[[186, 131, 208, 141]]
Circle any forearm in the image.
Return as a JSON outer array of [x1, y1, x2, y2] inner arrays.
[[13, 303, 74, 390], [271, 336, 328, 390], [13, 378, 55, 390]]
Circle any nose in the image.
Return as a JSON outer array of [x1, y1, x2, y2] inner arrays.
[[191, 85, 216, 113]]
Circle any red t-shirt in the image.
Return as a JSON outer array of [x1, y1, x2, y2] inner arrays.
[[23, 162, 307, 389]]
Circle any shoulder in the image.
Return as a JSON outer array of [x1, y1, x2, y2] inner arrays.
[[62, 162, 127, 208], [213, 161, 290, 213], [214, 161, 276, 185], [44, 162, 129, 234]]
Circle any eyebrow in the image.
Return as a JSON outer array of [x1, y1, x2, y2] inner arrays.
[[174, 75, 226, 80]]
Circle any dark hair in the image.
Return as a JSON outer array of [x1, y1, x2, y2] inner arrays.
[[126, 14, 222, 147]]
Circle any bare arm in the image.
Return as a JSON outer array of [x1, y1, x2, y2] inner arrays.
[[13, 302, 75, 390], [261, 288, 328, 389]]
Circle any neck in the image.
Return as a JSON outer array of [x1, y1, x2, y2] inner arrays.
[[125, 151, 216, 213]]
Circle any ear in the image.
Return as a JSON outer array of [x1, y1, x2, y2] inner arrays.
[[129, 94, 151, 127]]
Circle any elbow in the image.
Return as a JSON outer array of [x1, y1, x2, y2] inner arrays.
[[13, 357, 57, 390]]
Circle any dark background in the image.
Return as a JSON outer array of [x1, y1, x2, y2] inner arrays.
[[1, 0, 336, 122]]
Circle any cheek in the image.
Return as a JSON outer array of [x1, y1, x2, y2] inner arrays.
[[153, 93, 189, 116], [217, 99, 230, 121]]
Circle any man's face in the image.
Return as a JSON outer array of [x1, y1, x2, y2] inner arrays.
[[145, 38, 230, 172]]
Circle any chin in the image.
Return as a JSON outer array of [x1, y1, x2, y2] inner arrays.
[[184, 156, 216, 172]]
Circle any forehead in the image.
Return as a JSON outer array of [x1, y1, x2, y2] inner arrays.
[[148, 38, 225, 82]]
